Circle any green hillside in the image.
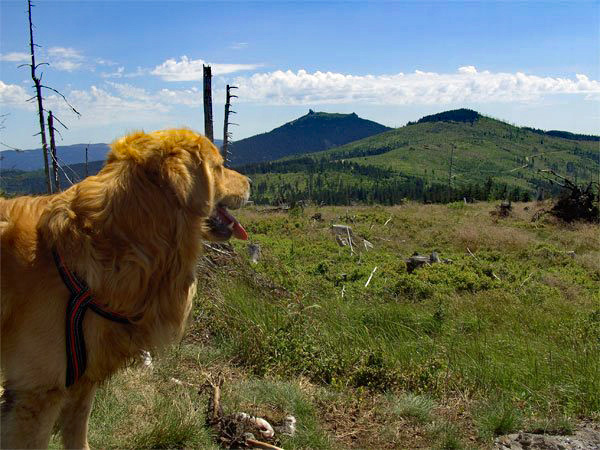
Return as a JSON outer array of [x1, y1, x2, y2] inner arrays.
[[239, 111, 599, 205], [229, 110, 392, 166]]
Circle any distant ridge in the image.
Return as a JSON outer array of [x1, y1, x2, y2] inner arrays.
[[229, 110, 392, 166], [0, 143, 109, 171], [2, 109, 598, 200], [521, 127, 599, 142], [0, 139, 224, 171]]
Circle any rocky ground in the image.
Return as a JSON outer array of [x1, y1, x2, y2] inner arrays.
[[495, 424, 600, 450]]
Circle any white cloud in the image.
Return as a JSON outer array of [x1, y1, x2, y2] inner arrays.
[[2, 80, 203, 124], [48, 47, 83, 60], [230, 42, 248, 50], [101, 66, 149, 79], [231, 67, 600, 106], [95, 58, 118, 66], [157, 86, 202, 107], [458, 65, 478, 75], [5, 65, 598, 139], [0, 80, 32, 106], [32, 82, 204, 128], [53, 60, 83, 72], [0, 52, 30, 63], [101, 66, 126, 78], [47, 47, 84, 72], [151, 56, 263, 81], [63, 84, 169, 119]]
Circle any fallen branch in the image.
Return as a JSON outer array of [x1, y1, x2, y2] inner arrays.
[[519, 272, 535, 288], [346, 226, 354, 254], [205, 373, 224, 427], [169, 377, 199, 388], [203, 243, 233, 255], [245, 438, 283, 450], [365, 266, 378, 287]]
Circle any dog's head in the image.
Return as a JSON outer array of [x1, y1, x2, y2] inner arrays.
[[108, 129, 250, 241]]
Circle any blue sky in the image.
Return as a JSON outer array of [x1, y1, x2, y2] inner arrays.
[[1, 0, 598, 150]]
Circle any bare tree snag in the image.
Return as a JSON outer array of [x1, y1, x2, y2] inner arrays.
[[203, 65, 214, 143], [27, 0, 51, 193], [222, 84, 238, 166], [47, 110, 59, 191], [447, 144, 455, 199]]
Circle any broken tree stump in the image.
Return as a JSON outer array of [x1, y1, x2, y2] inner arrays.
[[248, 243, 261, 264], [405, 251, 452, 273], [491, 200, 512, 218]]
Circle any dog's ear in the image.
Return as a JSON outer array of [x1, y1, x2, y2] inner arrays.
[[160, 152, 194, 207]]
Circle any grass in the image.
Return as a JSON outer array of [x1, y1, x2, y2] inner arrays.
[[383, 392, 436, 424], [475, 400, 523, 439], [60, 201, 598, 448]]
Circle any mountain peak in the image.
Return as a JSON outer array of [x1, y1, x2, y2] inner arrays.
[[230, 112, 391, 166]]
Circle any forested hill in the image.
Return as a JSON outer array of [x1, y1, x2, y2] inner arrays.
[[229, 110, 391, 166], [238, 111, 599, 205]]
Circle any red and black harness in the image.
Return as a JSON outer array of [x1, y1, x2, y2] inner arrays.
[[52, 249, 131, 387]]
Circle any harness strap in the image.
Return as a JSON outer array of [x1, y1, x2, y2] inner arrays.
[[52, 249, 131, 387]]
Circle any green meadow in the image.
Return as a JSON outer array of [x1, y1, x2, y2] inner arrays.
[[53, 201, 599, 449]]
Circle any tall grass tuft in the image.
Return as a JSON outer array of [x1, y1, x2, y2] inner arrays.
[[384, 392, 436, 424], [476, 400, 522, 439]]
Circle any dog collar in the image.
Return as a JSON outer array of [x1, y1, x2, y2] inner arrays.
[[52, 249, 131, 387]]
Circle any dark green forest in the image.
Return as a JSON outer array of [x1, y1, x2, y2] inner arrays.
[[241, 157, 548, 205]]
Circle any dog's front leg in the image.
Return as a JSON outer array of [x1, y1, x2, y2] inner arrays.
[[0, 386, 64, 449], [58, 381, 97, 450]]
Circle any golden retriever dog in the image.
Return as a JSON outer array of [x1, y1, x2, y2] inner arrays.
[[0, 129, 250, 449]]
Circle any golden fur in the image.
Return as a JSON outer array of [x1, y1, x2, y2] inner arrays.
[[0, 129, 250, 448]]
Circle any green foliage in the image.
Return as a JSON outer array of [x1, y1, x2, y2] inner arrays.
[[351, 351, 398, 390], [393, 260, 499, 301]]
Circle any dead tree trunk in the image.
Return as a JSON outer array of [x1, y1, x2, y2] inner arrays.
[[203, 65, 213, 143], [27, 0, 51, 193], [47, 110, 59, 191], [222, 85, 238, 166], [447, 144, 455, 200]]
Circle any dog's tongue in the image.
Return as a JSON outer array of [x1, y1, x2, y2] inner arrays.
[[217, 206, 248, 240]]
